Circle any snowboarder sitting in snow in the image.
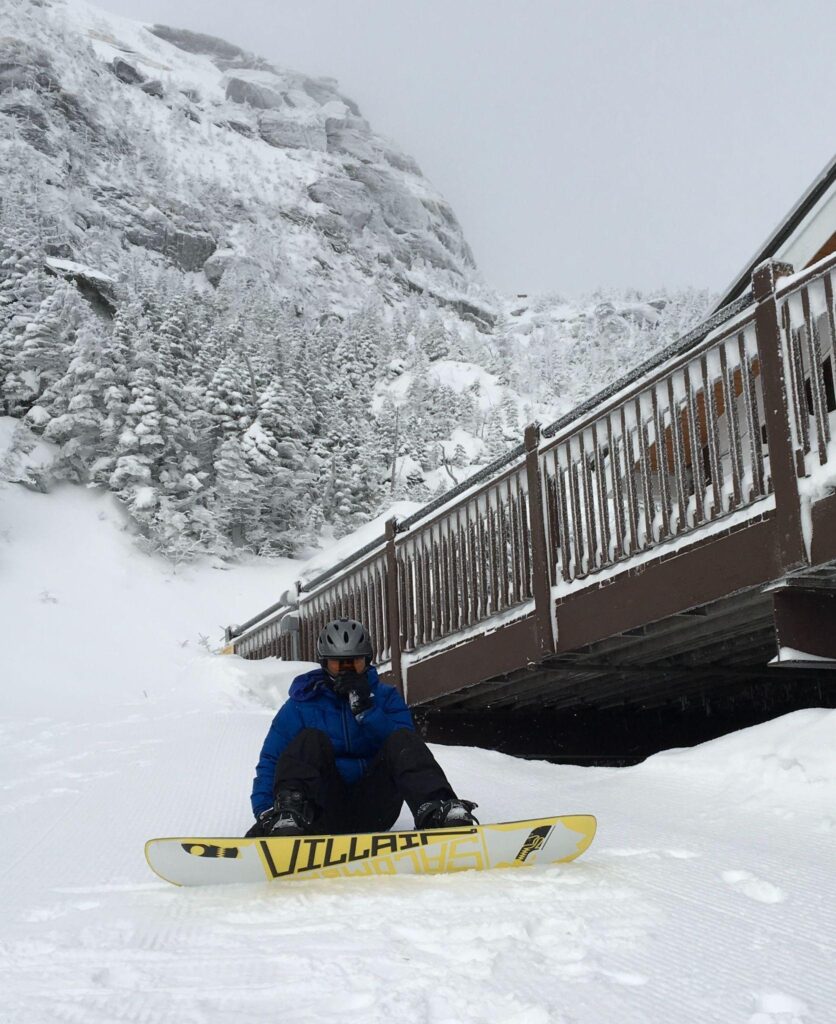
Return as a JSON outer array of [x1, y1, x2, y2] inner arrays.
[[247, 617, 477, 837]]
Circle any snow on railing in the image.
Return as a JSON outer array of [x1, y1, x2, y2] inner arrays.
[[777, 257, 836, 476], [395, 458, 532, 653], [539, 310, 771, 585], [227, 255, 836, 672]]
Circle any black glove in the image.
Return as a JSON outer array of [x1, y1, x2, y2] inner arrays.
[[332, 669, 374, 716], [245, 807, 277, 837]]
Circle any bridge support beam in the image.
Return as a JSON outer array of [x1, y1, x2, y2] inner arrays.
[[770, 585, 836, 668]]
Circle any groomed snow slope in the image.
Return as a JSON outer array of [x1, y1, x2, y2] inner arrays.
[[1, 481, 835, 1024]]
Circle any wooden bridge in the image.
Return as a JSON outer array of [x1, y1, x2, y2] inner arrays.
[[225, 256, 836, 762]]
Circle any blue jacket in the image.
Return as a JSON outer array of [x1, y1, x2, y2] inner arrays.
[[250, 665, 414, 816]]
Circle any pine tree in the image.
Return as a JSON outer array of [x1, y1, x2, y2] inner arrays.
[[157, 291, 197, 378], [418, 315, 450, 362], [214, 435, 263, 549], [205, 353, 252, 441], [110, 330, 165, 506], [8, 283, 82, 411], [93, 301, 139, 479], [38, 316, 106, 480]]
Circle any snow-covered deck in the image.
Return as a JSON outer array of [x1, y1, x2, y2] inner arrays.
[[230, 255, 836, 717]]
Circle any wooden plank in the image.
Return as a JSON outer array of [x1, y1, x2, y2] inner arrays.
[[431, 536, 442, 640], [683, 362, 705, 526], [753, 262, 807, 573], [592, 421, 610, 565], [566, 441, 585, 577], [488, 502, 500, 614], [701, 352, 724, 519], [667, 376, 688, 533], [579, 431, 599, 570], [405, 614, 541, 705], [636, 397, 655, 545], [618, 405, 639, 552], [506, 475, 520, 605], [719, 341, 743, 509], [554, 513, 781, 652], [457, 509, 470, 630], [477, 512, 489, 618], [738, 332, 765, 500], [651, 386, 671, 539], [524, 423, 554, 654], [784, 306, 810, 454], [801, 286, 830, 463]]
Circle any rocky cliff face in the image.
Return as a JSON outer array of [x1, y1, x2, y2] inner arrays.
[[0, 0, 711, 561], [0, 0, 493, 326]]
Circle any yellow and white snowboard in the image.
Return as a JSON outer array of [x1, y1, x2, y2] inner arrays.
[[145, 815, 597, 887]]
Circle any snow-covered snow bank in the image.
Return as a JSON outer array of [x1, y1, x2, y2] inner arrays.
[[1, 480, 835, 1023]]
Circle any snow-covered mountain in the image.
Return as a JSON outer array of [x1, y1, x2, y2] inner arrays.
[[0, 0, 491, 323], [0, 0, 711, 560]]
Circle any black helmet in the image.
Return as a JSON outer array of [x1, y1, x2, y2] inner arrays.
[[316, 618, 374, 661]]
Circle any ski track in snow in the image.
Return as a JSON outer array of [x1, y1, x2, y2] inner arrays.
[[1, 485, 836, 1023], [2, 707, 834, 1024]]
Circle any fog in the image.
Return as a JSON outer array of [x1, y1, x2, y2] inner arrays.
[[93, 0, 836, 296]]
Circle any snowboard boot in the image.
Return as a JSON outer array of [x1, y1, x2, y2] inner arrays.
[[414, 798, 479, 830], [268, 790, 314, 836]]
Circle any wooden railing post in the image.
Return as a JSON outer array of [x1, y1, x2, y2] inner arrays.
[[752, 259, 807, 571], [524, 423, 556, 655], [384, 518, 404, 695]]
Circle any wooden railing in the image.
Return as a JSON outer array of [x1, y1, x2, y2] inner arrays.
[[226, 255, 836, 687], [540, 310, 770, 585], [396, 458, 534, 652], [778, 259, 836, 469]]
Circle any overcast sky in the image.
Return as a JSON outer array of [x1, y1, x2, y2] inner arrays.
[[95, 0, 835, 297]]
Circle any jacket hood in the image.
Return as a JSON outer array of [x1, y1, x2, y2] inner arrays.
[[288, 664, 381, 702]]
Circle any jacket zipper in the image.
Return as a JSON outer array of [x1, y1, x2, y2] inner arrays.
[[341, 701, 352, 754]]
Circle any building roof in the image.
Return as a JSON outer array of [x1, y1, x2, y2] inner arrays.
[[713, 152, 836, 312]]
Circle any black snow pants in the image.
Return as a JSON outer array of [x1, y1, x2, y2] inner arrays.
[[248, 727, 456, 836]]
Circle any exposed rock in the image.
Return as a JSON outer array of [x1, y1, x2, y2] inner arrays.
[[203, 250, 261, 286], [0, 2, 493, 339], [225, 77, 284, 110], [220, 118, 254, 137], [140, 79, 164, 98], [301, 77, 340, 106], [0, 99, 54, 153], [347, 164, 430, 232], [203, 248, 234, 286], [0, 38, 96, 143], [109, 58, 145, 85], [44, 257, 117, 316], [404, 232, 462, 272], [325, 116, 377, 162], [44, 242, 74, 260], [384, 149, 421, 176], [258, 112, 326, 151], [316, 213, 351, 253], [125, 226, 216, 272], [50, 89, 97, 134], [0, 38, 60, 95], [148, 25, 246, 62], [397, 274, 496, 331], [307, 177, 374, 231]]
